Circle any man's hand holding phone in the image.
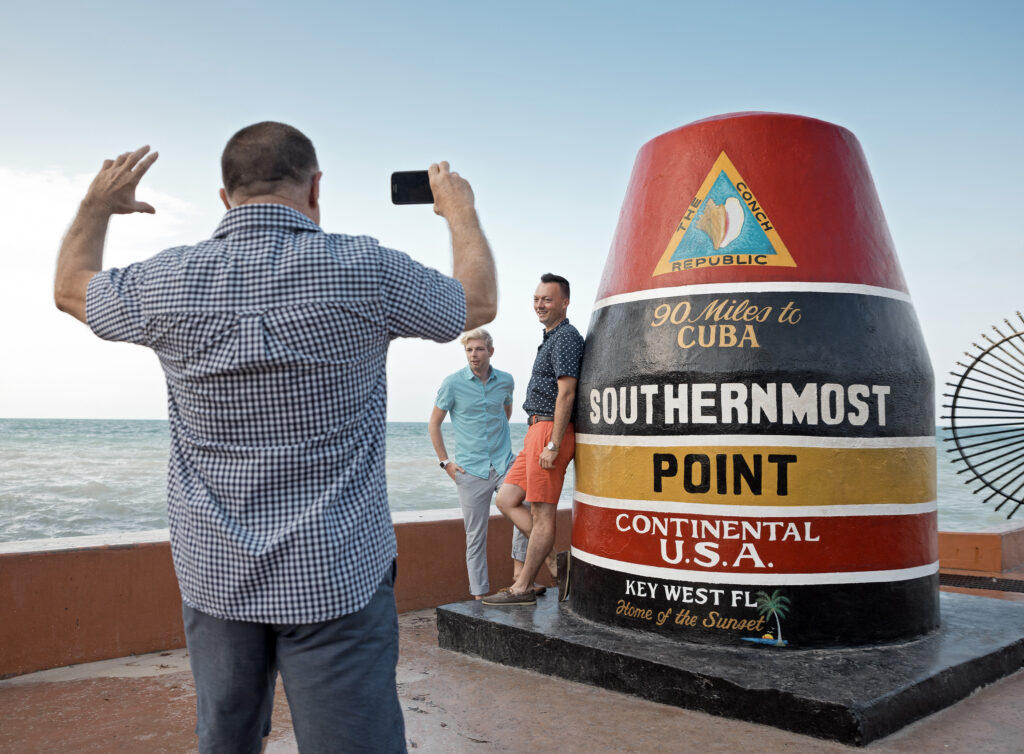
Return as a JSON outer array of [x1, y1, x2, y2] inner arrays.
[[391, 163, 476, 222], [428, 162, 477, 226], [391, 161, 495, 329]]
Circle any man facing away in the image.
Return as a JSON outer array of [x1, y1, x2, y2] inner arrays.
[[484, 273, 585, 605], [53, 122, 497, 753], [428, 329, 533, 600]]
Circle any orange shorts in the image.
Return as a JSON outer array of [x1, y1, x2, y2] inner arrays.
[[503, 422, 575, 504]]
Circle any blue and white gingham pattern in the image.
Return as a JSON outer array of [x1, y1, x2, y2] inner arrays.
[[86, 204, 466, 623]]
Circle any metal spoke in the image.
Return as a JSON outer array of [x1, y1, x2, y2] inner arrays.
[[943, 422, 1024, 432], [946, 322, 1024, 519], [953, 364, 1024, 399], [944, 381, 1024, 403], [944, 392, 1024, 410], [945, 429, 1024, 453], [976, 342, 1024, 382], [982, 465, 1024, 501], [950, 436, 1024, 466], [989, 334, 1024, 371], [956, 447, 1024, 479]]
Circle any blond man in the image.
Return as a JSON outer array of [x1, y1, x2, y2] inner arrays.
[[428, 329, 527, 598]]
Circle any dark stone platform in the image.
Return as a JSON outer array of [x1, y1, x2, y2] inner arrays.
[[436, 591, 1024, 746]]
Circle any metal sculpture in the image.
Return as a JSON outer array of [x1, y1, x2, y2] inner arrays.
[[943, 312, 1024, 519]]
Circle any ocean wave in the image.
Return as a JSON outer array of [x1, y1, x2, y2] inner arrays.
[[0, 419, 1011, 543]]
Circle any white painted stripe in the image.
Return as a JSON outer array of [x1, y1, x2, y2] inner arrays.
[[576, 433, 935, 449], [570, 548, 939, 585], [573, 492, 937, 518], [593, 281, 912, 310]]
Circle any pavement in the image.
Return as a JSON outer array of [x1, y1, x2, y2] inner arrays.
[[3, 594, 1024, 753]]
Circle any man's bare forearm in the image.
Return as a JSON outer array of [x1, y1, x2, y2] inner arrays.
[[427, 161, 496, 329], [54, 202, 112, 323], [428, 418, 450, 462], [550, 384, 576, 449], [54, 146, 159, 324], [448, 208, 497, 329]]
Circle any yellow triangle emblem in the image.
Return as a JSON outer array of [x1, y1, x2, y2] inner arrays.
[[653, 152, 795, 276]]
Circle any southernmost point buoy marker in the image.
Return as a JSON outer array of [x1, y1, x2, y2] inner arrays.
[[438, 113, 1024, 745], [570, 111, 938, 647]]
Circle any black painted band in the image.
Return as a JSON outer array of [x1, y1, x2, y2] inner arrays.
[[567, 557, 940, 648], [577, 291, 933, 437]]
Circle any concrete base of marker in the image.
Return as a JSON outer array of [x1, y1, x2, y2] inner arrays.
[[436, 591, 1024, 746]]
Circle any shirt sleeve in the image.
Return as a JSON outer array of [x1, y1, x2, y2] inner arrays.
[[504, 374, 514, 405], [379, 247, 466, 343], [552, 330, 585, 380], [85, 263, 149, 345], [435, 377, 455, 411]]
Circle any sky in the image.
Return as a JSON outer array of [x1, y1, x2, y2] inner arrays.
[[1, 0, 1021, 422]]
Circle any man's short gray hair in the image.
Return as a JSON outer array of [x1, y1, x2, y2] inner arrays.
[[460, 328, 493, 348]]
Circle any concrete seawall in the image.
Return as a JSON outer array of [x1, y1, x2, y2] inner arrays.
[[2, 511, 1019, 680], [0, 508, 572, 678], [939, 522, 1024, 574]]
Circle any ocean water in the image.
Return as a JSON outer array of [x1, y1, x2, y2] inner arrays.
[[0, 418, 1014, 543], [0, 419, 572, 543]]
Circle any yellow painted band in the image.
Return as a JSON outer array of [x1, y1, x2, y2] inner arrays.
[[574, 442, 935, 506]]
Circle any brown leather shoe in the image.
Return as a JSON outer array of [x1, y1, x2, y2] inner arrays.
[[499, 584, 546, 596], [482, 589, 536, 606]]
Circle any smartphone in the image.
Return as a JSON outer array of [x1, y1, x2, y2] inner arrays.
[[391, 171, 434, 205]]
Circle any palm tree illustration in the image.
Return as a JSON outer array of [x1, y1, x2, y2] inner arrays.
[[755, 590, 792, 646]]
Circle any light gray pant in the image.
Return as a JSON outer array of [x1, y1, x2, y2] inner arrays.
[[456, 466, 528, 595]]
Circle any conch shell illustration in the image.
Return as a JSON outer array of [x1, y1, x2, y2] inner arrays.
[[696, 197, 744, 249]]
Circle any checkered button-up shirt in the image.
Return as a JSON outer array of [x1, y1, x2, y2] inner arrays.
[[86, 204, 466, 623]]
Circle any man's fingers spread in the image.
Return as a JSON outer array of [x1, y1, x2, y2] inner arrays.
[[102, 159, 114, 169], [125, 145, 151, 170], [134, 151, 159, 178], [136, 202, 156, 214]]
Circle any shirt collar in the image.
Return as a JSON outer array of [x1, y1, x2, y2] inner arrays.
[[542, 317, 571, 341], [461, 365, 494, 383], [212, 204, 322, 239]]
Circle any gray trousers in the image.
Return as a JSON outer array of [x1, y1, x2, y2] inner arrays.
[[456, 466, 529, 595]]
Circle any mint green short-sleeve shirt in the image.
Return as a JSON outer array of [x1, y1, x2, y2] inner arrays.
[[435, 365, 515, 478]]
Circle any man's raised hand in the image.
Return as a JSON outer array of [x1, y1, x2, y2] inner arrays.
[[428, 161, 497, 328], [83, 145, 159, 216], [429, 161, 476, 223], [54, 145, 159, 323]]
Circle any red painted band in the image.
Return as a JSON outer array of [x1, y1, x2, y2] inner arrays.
[[597, 112, 908, 300], [571, 500, 937, 575]]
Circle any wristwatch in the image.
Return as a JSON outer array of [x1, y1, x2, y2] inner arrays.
[[440, 459, 450, 469], [545, 442, 558, 451]]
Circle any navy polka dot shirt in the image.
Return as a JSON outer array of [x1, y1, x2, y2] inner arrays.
[[522, 318, 585, 417]]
